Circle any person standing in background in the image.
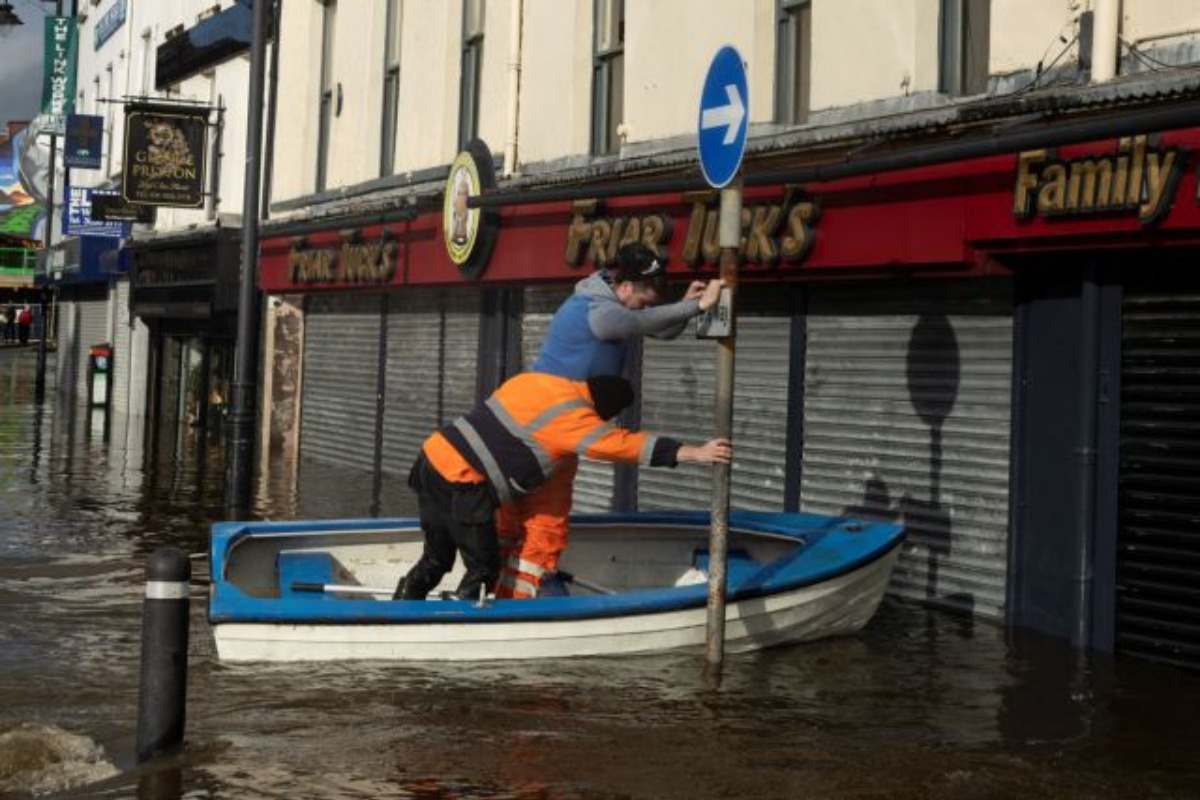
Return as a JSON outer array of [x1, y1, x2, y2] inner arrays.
[[16, 306, 32, 346]]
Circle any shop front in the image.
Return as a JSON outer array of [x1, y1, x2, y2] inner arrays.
[[128, 226, 241, 451], [259, 127, 1200, 668]]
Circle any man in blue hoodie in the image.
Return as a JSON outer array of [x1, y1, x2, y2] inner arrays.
[[530, 242, 723, 380]]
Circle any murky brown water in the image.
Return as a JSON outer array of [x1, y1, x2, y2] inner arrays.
[[0, 348, 1198, 799]]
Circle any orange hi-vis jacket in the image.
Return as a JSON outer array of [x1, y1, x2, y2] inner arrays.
[[422, 372, 680, 503]]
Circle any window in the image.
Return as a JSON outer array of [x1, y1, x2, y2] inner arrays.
[[590, 0, 624, 155], [775, 0, 811, 124], [380, 0, 402, 175], [458, 0, 484, 149], [316, 0, 337, 192], [939, 0, 990, 96]]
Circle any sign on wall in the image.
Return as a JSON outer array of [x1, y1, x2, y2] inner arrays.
[[121, 105, 208, 207], [63, 185, 129, 238], [442, 138, 498, 278], [40, 17, 78, 135], [64, 114, 104, 169], [94, 0, 127, 50]]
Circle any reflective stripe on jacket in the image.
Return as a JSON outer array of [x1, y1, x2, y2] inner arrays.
[[424, 372, 662, 504]]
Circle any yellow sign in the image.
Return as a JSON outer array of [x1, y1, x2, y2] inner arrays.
[[443, 150, 483, 266]]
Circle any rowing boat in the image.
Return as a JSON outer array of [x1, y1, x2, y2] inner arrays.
[[208, 510, 904, 662]]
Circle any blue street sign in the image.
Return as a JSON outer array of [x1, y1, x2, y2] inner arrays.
[[697, 45, 748, 189]]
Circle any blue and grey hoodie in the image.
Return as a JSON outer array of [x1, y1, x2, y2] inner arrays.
[[530, 271, 702, 380]]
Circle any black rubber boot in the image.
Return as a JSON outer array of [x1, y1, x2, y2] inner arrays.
[[394, 573, 436, 601]]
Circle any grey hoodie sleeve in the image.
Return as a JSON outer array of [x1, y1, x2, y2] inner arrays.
[[588, 298, 701, 341]]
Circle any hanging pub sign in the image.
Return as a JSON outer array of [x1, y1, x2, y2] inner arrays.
[[122, 104, 208, 207], [64, 114, 104, 169]]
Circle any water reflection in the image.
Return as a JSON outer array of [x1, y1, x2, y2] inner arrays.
[[0, 349, 1197, 799]]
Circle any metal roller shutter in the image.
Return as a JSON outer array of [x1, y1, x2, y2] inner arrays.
[[381, 288, 482, 478], [299, 294, 382, 474], [111, 280, 131, 417], [75, 298, 110, 405], [55, 302, 79, 402], [1118, 288, 1200, 670], [639, 314, 793, 512], [800, 281, 1013, 621], [522, 284, 616, 512]]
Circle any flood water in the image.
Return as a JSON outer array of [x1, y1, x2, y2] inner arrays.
[[1, 347, 1198, 799]]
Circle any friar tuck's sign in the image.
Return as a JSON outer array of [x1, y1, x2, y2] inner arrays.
[[564, 190, 820, 270], [288, 230, 399, 286], [122, 104, 208, 207]]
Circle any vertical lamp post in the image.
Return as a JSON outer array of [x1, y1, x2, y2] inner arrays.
[[35, 1, 65, 406], [225, 0, 271, 514]]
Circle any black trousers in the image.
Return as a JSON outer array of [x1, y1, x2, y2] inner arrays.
[[402, 453, 498, 600]]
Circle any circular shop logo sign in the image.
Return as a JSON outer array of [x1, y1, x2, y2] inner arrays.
[[444, 151, 481, 266], [442, 139, 498, 279]]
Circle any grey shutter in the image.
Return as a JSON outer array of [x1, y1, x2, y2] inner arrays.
[[1118, 288, 1200, 669], [111, 280, 131, 417], [800, 281, 1013, 621], [55, 302, 79, 402], [522, 284, 616, 512], [441, 289, 483, 420], [381, 288, 482, 478], [639, 314, 792, 511], [76, 298, 110, 405], [299, 294, 382, 473]]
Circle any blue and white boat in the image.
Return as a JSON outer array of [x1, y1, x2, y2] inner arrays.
[[208, 511, 904, 662]]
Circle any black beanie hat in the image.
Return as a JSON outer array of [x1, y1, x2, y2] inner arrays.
[[586, 376, 635, 421], [613, 243, 666, 287]]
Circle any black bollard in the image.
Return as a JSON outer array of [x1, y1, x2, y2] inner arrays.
[[135, 548, 191, 763]]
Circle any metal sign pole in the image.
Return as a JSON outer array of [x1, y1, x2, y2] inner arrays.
[[703, 177, 742, 681]]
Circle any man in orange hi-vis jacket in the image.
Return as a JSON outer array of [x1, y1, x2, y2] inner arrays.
[[393, 372, 731, 602]]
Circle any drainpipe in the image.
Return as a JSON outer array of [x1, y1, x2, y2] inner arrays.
[[1074, 267, 1101, 649], [502, 0, 523, 176], [1091, 0, 1121, 82]]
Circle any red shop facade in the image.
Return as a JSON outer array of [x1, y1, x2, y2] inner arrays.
[[259, 128, 1200, 670]]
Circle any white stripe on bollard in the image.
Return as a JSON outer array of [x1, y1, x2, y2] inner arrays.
[[145, 581, 190, 600]]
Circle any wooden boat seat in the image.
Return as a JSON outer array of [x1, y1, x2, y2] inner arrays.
[[278, 551, 336, 599], [693, 549, 760, 586]]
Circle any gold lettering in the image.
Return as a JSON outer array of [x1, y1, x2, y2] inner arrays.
[[563, 201, 597, 266], [617, 217, 642, 250], [701, 209, 721, 265], [588, 219, 613, 267], [1013, 150, 1045, 218], [1128, 135, 1146, 206], [1114, 138, 1131, 208], [781, 202, 819, 262], [641, 214, 671, 257], [682, 196, 710, 267], [1037, 164, 1067, 214], [1068, 159, 1113, 212], [1141, 148, 1180, 223], [744, 205, 783, 264]]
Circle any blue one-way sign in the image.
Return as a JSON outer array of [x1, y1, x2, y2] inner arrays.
[[697, 45, 748, 189]]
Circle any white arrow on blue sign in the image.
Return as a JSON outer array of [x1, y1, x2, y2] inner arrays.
[[697, 45, 748, 189]]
